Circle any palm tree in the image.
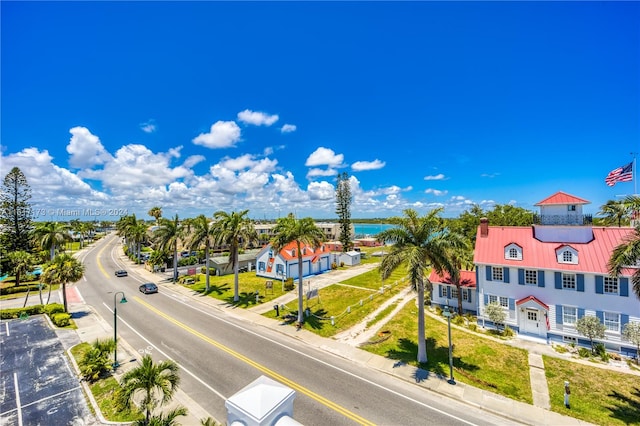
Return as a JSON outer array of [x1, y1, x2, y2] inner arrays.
[[608, 225, 640, 301], [134, 407, 188, 426], [376, 208, 460, 364], [187, 214, 216, 293], [8, 251, 34, 306], [598, 200, 629, 227], [130, 221, 149, 264], [270, 214, 324, 324], [148, 206, 163, 225], [39, 253, 84, 312], [213, 210, 257, 302], [116, 214, 139, 254], [153, 215, 184, 282], [32, 221, 72, 260], [116, 355, 181, 426]]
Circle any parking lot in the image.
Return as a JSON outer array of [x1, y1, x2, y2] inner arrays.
[[0, 316, 95, 425]]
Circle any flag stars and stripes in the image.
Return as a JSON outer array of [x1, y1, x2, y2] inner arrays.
[[605, 161, 633, 186]]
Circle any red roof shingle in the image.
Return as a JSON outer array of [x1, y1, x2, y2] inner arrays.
[[534, 191, 590, 206]]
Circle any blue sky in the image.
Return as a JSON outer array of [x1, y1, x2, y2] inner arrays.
[[2, 1, 639, 221]]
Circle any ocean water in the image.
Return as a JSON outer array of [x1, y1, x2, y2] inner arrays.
[[353, 223, 395, 238]]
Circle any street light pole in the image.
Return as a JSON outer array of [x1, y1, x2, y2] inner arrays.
[[443, 305, 455, 385], [113, 291, 127, 370]]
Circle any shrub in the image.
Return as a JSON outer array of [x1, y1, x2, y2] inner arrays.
[[553, 345, 568, 354], [284, 277, 295, 291], [502, 326, 515, 337], [79, 338, 115, 382], [468, 323, 478, 332], [51, 313, 71, 327], [44, 303, 65, 315], [0, 305, 45, 319], [578, 347, 591, 358], [331, 262, 338, 270], [339, 261, 345, 267], [594, 342, 608, 361], [434, 306, 442, 316], [452, 315, 465, 326], [0, 284, 42, 295]]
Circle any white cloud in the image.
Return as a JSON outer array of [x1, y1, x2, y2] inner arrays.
[[305, 147, 344, 167], [481, 172, 500, 178], [307, 181, 335, 200], [280, 124, 297, 133], [306, 168, 338, 179], [451, 195, 466, 201], [425, 188, 448, 196], [237, 109, 279, 126], [66, 126, 112, 169], [424, 174, 445, 181], [351, 159, 385, 171], [192, 121, 241, 148], [140, 120, 157, 133]]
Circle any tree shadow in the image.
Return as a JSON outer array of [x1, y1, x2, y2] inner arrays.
[[197, 283, 229, 297], [70, 310, 90, 319], [606, 387, 640, 424], [226, 291, 262, 308], [303, 309, 329, 331]]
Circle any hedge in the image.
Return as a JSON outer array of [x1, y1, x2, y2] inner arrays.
[[0, 303, 66, 322]]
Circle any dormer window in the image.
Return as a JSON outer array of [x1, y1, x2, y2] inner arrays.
[[556, 246, 578, 265], [504, 243, 522, 261]]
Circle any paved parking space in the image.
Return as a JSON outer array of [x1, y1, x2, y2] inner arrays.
[[0, 316, 96, 425]]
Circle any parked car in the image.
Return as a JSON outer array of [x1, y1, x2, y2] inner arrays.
[[139, 283, 158, 294], [115, 270, 128, 277]]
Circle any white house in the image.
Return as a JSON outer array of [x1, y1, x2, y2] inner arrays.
[[429, 270, 477, 314], [255, 241, 332, 280], [474, 191, 639, 357], [332, 250, 361, 267]]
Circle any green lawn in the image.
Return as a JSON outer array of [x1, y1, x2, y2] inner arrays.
[[361, 301, 533, 403], [180, 272, 294, 307], [262, 266, 408, 337], [544, 356, 640, 425]]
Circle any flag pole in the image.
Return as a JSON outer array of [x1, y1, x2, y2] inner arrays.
[[633, 152, 638, 196]]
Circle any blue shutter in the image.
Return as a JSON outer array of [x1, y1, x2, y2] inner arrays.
[[467, 289, 472, 303], [484, 294, 489, 305], [504, 268, 510, 283], [555, 272, 562, 289], [486, 266, 492, 281], [518, 269, 525, 285], [446, 286, 451, 299], [621, 314, 629, 329], [578, 308, 585, 319], [538, 270, 545, 288], [595, 276, 603, 294], [577, 274, 584, 292], [508, 298, 515, 310], [620, 278, 629, 297], [596, 311, 604, 323], [556, 305, 563, 325]]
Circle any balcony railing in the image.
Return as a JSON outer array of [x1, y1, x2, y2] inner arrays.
[[532, 214, 592, 226]]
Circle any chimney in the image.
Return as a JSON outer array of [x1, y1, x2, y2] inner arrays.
[[480, 218, 489, 238]]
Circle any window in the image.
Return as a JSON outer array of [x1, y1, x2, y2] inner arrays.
[[488, 295, 498, 304], [562, 251, 573, 263], [258, 262, 266, 272], [604, 312, 620, 332], [562, 273, 576, 290], [604, 277, 618, 294], [563, 336, 577, 344], [527, 310, 537, 321], [562, 306, 577, 324], [508, 248, 518, 259], [525, 270, 537, 285], [439, 285, 446, 298], [499, 296, 509, 308], [463, 290, 470, 302], [451, 287, 458, 300], [276, 264, 284, 275], [492, 267, 503, 282], [568, 205, 576, 212]]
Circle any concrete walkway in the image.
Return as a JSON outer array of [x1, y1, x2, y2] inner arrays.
[[529, 353, 551, 410]]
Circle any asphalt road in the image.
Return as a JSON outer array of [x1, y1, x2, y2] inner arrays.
[[67, 235, 521, 425]]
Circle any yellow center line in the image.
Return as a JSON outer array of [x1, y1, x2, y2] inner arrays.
[[95, 238, 112, 279], [134, 296, 375, 426]]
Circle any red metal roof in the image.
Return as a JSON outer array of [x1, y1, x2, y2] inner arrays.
[[428, 270, 476, 287], [474, 226, 635, 274], [534, 191, 590, 206], [277, 241, 330, 261], [516, 295, 549, 310]]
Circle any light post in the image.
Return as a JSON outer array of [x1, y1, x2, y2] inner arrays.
[[113, 291, 127, 369], [442, 305, 455, 385]]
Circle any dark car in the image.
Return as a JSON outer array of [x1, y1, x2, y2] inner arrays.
[[115, 270, 128, 277], [139, 283, 158, 294]]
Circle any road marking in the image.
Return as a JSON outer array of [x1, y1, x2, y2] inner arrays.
[[20, 386, 82, 409], [158, 290, 479, 425], [102, 302, 227, 401], [5, 322, 9, 336], [95, 240, 111, 279], [14, 373, 22, 426], [134, 296, 375, 426]]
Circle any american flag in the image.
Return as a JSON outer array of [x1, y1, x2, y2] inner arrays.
[[605, 161, 633, 186]]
